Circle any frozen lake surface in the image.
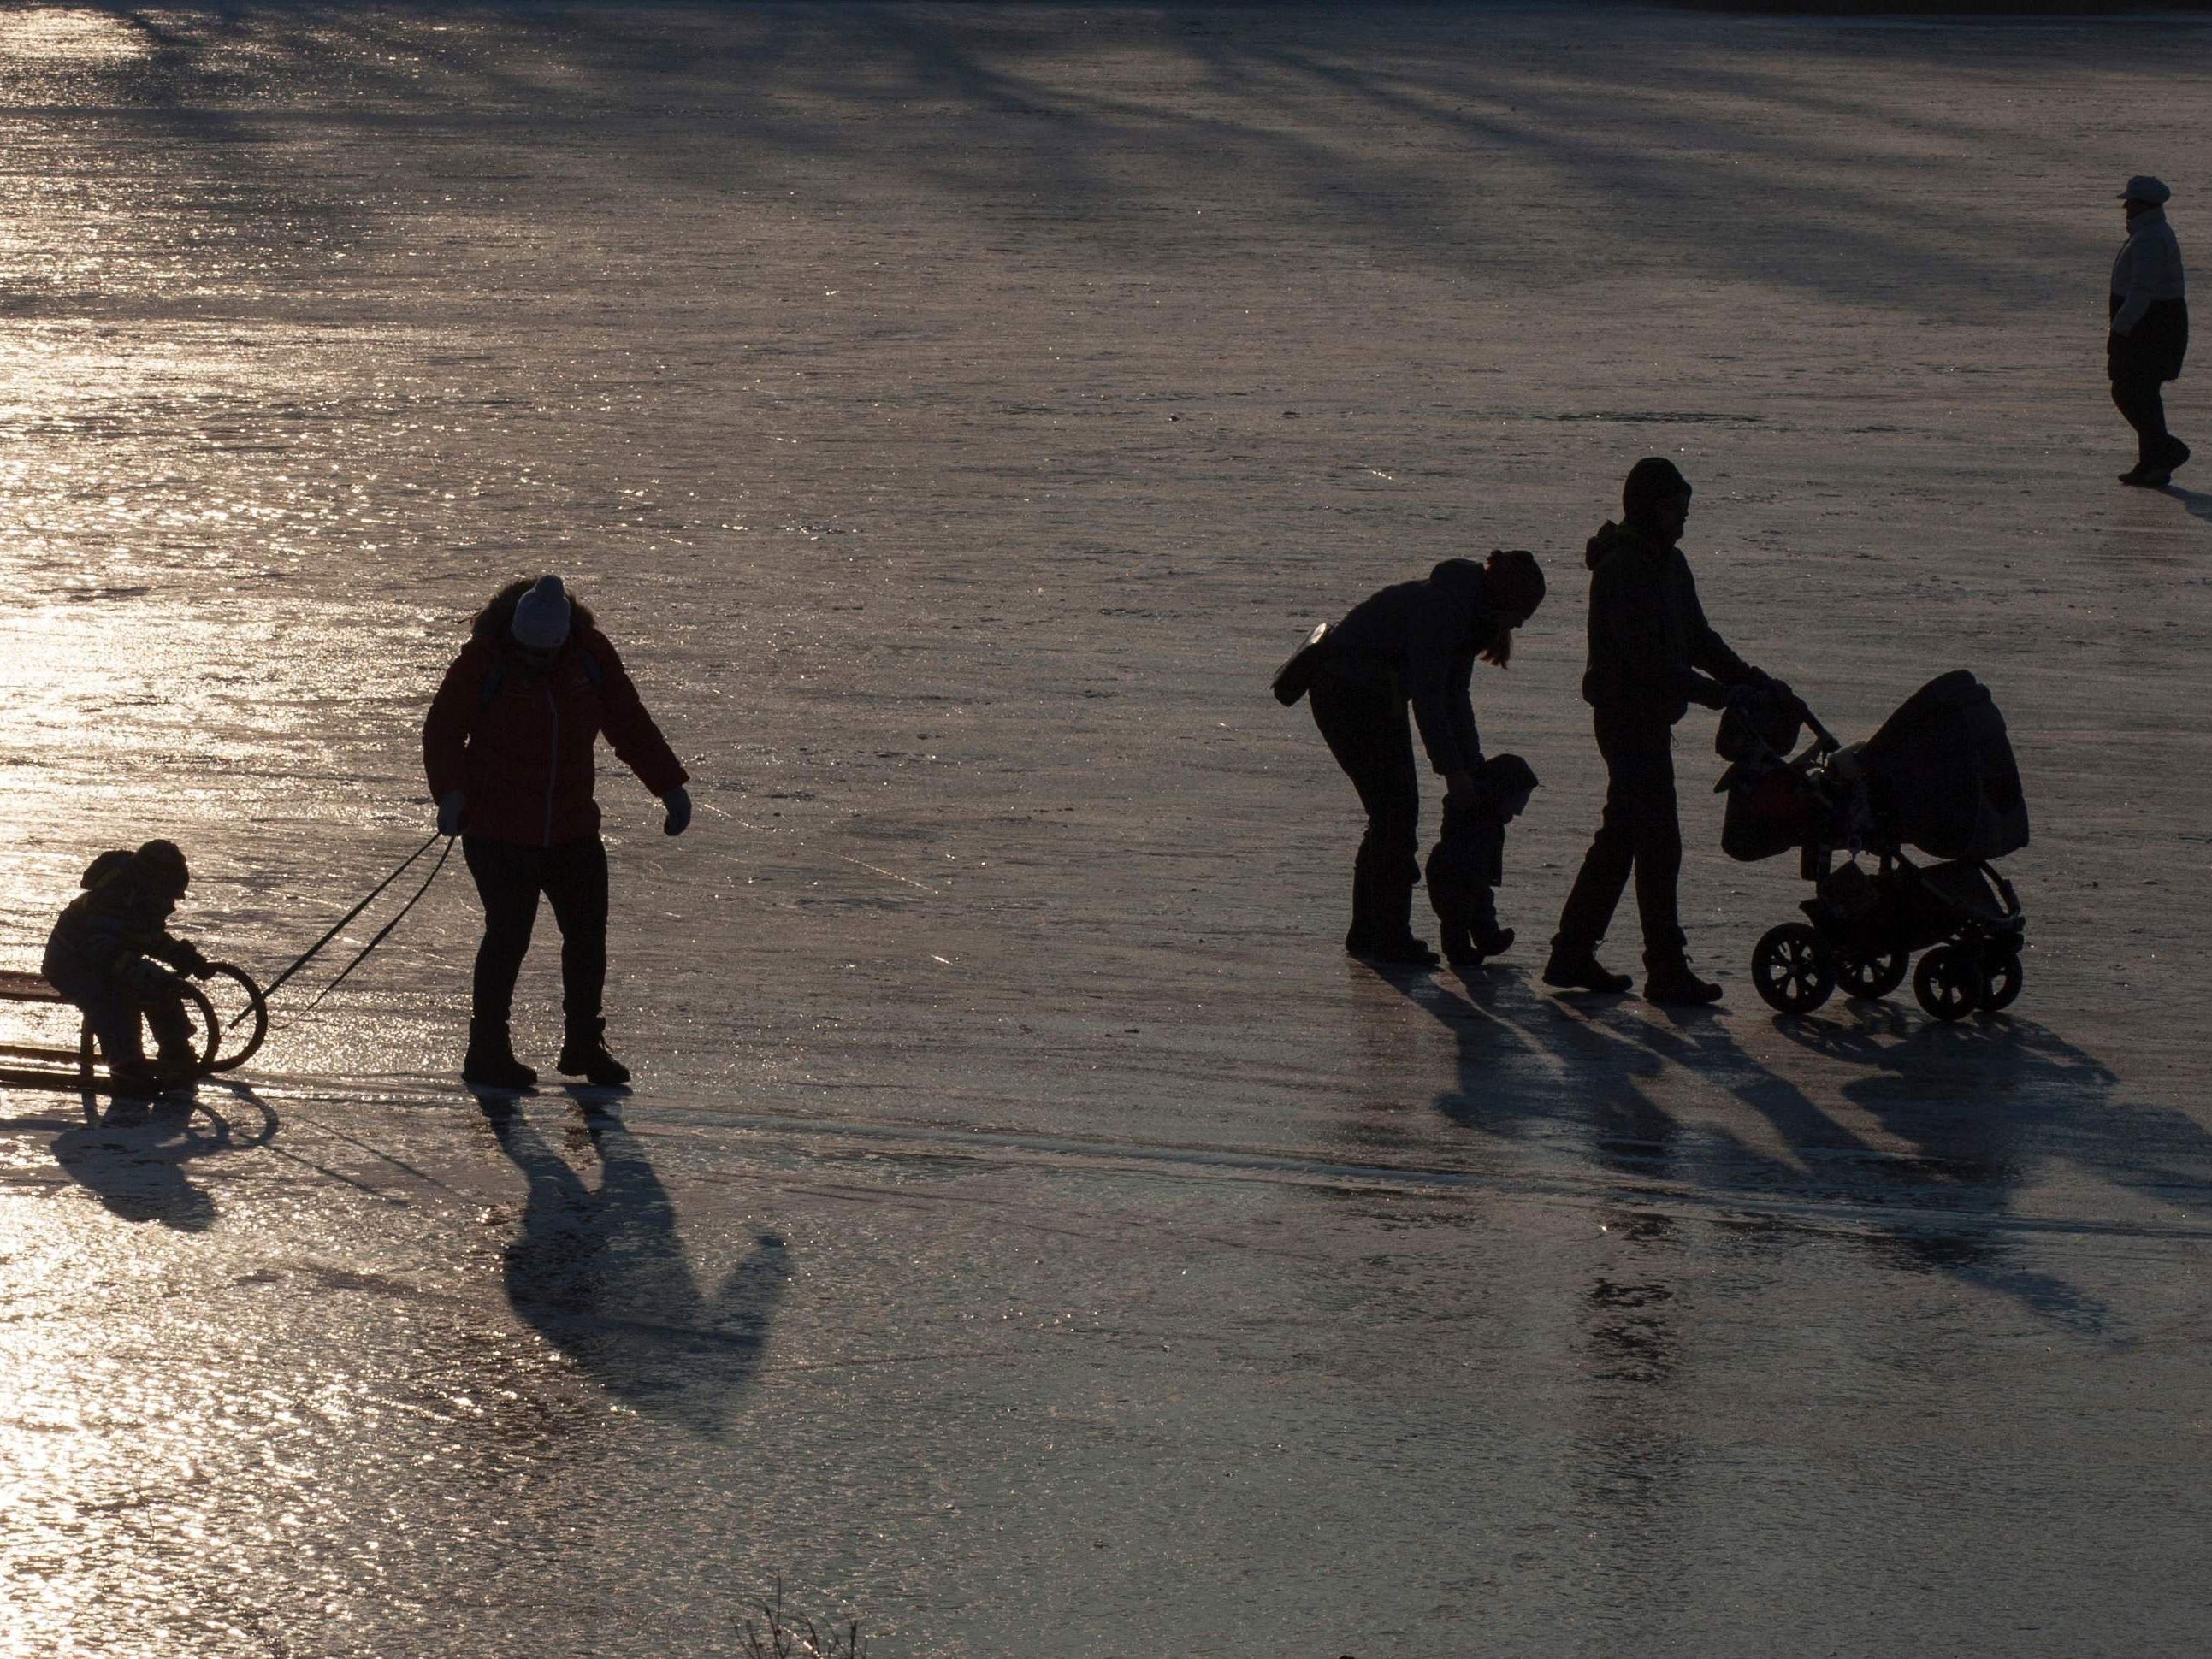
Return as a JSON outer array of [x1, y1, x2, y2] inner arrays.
[[2, 4, 2209, 1654]]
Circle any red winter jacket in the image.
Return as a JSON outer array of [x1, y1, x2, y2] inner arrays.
[[422, 625, 689, 847]]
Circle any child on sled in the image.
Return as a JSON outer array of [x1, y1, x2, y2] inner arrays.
[[1425, 755, 1539, 970], [42, 840, 215, 1095]]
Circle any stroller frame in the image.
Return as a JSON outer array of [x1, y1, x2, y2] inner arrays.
[[1727, 710, 2027, 1022]]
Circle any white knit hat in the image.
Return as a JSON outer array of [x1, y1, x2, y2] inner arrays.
[[511, 574, 571, 649]]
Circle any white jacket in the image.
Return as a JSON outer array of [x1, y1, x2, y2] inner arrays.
[[2112, 208, 2185, 334]]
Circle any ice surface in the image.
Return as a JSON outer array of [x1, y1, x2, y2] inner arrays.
[[1, 4, 2209, 1656]]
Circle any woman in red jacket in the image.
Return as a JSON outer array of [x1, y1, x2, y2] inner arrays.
[[423, 575, 691, 1090]]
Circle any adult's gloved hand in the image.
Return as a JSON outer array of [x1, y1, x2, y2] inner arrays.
[[661, 785, 692, 837], [437, 790, 467, 837]]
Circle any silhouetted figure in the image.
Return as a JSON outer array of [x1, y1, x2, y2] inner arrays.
[[1291, 550, 1545, 967], [1545, 459, 1780, 1005], [2110, 176, 2189, 487], [423, 576, 692, 1091], [1424, 753, 1537, 970], [42, 840, 215, 1095]]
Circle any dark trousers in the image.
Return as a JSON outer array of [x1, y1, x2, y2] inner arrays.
[[1310, 673, 1422, 944], [2109, 298, 2187, 469], [463, 835, 609, 1038], [50, 968, 194, 1070], [1554, 708, 1686, 965], [2111, 371, 2179, 470]]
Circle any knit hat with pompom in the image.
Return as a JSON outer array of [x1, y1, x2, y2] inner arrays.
[[511, 575, 572, 649]]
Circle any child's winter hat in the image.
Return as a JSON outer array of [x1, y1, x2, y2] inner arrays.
[[511, 575, 572, 649], [134, 840, 190, 895]]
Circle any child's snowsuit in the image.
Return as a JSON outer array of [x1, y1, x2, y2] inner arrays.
[[1426, 755, 1539, 965], [42, 846, 209, 1075]]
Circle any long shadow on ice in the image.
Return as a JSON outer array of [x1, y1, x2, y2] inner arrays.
[[86, 3, 2106, 314], [48, 1081, 278, 1232], [1399, 969, 2116, 1331], [482, 1102, 789, 1437]]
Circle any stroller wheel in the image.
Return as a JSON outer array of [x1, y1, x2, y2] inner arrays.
[[1837, 949, 1907, 1001], [1980, 949, 2023, 1013], [1913, 946, 1981, 1022], [1753, 923, 1836, 1014]]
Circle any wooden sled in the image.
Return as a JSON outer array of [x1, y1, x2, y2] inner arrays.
[[0, 964, 269, 1093]]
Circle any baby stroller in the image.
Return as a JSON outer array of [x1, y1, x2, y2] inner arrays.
[[1716, 670, 2028, 1022]]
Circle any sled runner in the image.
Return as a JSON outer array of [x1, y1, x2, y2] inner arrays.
[[0, 963, 268, 1094]]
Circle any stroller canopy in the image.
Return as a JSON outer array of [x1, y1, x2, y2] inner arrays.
[[1858, 670, 2029, 861]]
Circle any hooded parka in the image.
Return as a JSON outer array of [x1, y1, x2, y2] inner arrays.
[[1579, 521, 1761, 723], [423, 625, 689, 847]]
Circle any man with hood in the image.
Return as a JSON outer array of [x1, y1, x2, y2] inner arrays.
[[1298, 549, 1546, 966], [2110, 175, 2189, 487], [1543, 459, 1777, 1004]]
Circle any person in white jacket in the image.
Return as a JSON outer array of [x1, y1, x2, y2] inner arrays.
[[2109, 175, 2189, 487]]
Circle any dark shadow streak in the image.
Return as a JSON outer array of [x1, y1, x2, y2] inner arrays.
[[1391, 964, 2121, 1331], [48, 1078, 278, 1232], [2159, 485, 2212, 526], [482, 1101, 789, 1438]]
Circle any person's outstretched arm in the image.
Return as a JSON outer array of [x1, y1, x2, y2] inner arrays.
[[1680, 564, 1762, 700], [584, 631, 690, 800], [1403, 606, 1481, 780]]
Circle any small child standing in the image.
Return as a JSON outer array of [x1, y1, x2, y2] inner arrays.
[[42, 840, 214, 1095], [1426, 755, 1540, 971]]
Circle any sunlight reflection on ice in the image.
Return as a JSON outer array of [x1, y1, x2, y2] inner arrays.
[[0, 9, 151, 67]]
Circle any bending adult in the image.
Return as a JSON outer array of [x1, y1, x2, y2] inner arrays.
[[2110, 174, 2189, 488], [423, 575, 692, 1089], [1305, 550, 1546, 967], [1543, 458, 1777, 1005]]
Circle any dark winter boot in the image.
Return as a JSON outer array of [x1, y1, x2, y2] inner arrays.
[[1542, 943, 1633, 994], [152, 1041, 202, 1084], [107, 1062, 163, 1099], [1345, 842, 1435, 966], [1642, 955, 1724, 1006], [1351, 934, 1440, 969], [557, 1021, 631, 1089], [463, 1021, 537, 1091]]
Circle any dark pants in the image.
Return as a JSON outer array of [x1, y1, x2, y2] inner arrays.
[[1310, 673, 1422, 945], [2112, 371, 2179, 470], [462, 835, 609, 1038], [1554, 708, 1686, 966], [2110, 298, 2188, 470], [50, 967, 194, 1071]]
